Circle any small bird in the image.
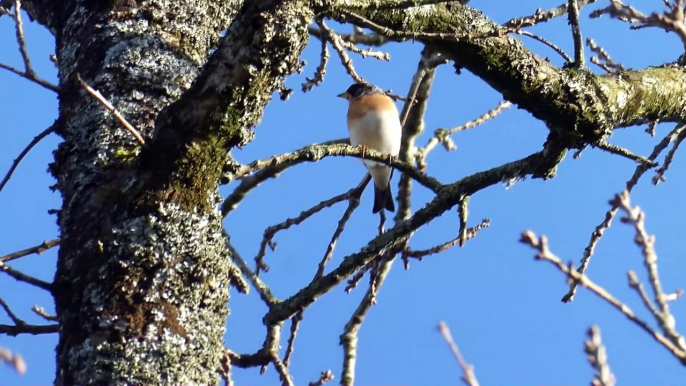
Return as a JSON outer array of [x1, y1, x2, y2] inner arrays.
[[338, 83, 402, 213]]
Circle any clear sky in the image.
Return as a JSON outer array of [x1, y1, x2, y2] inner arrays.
[[2, 1, 686, 385]]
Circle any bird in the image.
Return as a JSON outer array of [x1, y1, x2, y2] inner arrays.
[[338, 82, 402, 213]]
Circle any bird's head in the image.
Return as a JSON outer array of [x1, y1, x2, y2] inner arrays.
[[337, 83, 384, 100]]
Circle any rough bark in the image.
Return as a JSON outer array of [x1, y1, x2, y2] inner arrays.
[[329, 2, 686, 147], [46, 0, 310, 384]]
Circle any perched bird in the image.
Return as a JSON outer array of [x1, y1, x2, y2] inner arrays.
[[338, 83, 402, 213]]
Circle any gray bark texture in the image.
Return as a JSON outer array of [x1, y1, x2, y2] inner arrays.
[[44, 0, 310, 384], [5, 0, 686, 384]]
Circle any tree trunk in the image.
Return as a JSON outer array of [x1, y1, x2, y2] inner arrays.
[[48, 0, 310, 384]]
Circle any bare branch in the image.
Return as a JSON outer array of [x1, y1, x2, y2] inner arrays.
[[0, 262, 53, 291], [31, 305, 57, 322], [225, 234, 275, 305], [611, 190, 686, 350], [0, 124, 55, 195], [591, 0, 686, 51], [0, 296, 58, 337], [403, 219, 490, 259], [594, 140, 657, 167], [283, 311, 303, 367], [318, 19, 365, 83], [76, 74, 147, 146], [504, 0, 599, 29], [308, 26, 388, 47], [308, 370, 334, 386], [587, 38, 625, 72], [514, 30, 572, 63], [567, 0, 585, 68], [585, 326, 615, 386], [221, 139, 349, 216], [520, 230, 686, 363], [652, 124, 686, 184], [416, 100, 511, 170], [314, 175, 369, 281], [340, 257, 393, 386], [0, 238, 59, 263], [0, 346, 26, 375], [438, 321, 479, 386], [255, 178, 366, 274], [302, 18, 330, 92], [564, 122, 686, 302], [0, 0, 59, 92]]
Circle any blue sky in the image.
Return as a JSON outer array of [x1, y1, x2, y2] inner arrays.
[[2, 1, 686, 385]]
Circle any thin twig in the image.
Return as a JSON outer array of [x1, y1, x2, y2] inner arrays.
[[308, 370, 334, 386], [520, 230, 686, 363], [314, 175, 369, 281], [0, 238, 60, 263], [225, 235, 275, 305], [0, 62, 60, 92], [416, 100, 511, 170], [514, 30, 572, 63], [0, 124, 55, 194], [0, 262, 53, 291], [591, 0, 686, 51], [652, 124, 686, 184], [0, 297, 21, 325], [340, 258, 394, 386], [594, 140, 657, 167], [585, 326, 616, 386], [31, 305, 57, 322], [283, 311, 303, 367], [563, 122, 686, 302], [438, 321, 480, 386], [568, 0, 585, 68], [76, 74, 146, 146], [504, 0, 599, 29], [255, 182, 364, 274], [302, 18, 330, 92], [611, 190, 686, 350], [318, 19, 365, 83], [403, 219, 490, 259], [0, 346, 26, 375], [587, 38, 625, 72]]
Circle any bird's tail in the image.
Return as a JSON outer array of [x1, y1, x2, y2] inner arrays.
[[373, 184, 395, 213]]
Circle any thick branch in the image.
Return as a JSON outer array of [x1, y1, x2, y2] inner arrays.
[[265, 149, 560, 324], [327, 2, 686, 147]]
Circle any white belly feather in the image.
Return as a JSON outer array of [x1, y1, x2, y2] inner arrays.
[[348, 109, 401, 188]]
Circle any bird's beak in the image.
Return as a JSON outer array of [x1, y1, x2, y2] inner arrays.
[[337, 92, 350, 100]]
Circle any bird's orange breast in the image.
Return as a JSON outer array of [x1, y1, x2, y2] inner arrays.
[[347, 94, 397, 121]]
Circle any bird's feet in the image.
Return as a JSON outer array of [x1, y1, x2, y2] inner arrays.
[[359, 145, 369, 159]]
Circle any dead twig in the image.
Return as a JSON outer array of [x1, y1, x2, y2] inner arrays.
[[520, 230, 686, 363], [567, 0, 585, 68], [438, 321, 480, 386], [585, 326, 616, 386], [0, 346, 26, 375], [0, 124, 55, 195], [504, 0, 599, 29], [403, 219, 490, 259], [416, 100, 511, 170], [563, 122, 686, 302], [303, 18, 330, 92], [0, 0, 59, 92], [652, 123, 686, 184], [314, 175, 370, 281], [587, 38, 625, 73], [0, 238, 60, 263], [76, 74, 146, 146]]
